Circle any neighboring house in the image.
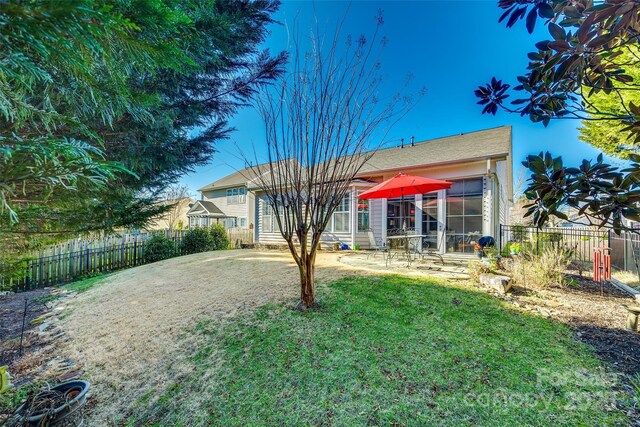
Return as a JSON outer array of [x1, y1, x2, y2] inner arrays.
[[188, 172, 256, 230], [192, 126, 513, 253], [147, 197, 194, 230], [509, 197, 533, 226]]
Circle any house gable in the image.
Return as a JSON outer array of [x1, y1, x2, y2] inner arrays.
[[186, 200, 226, 217]]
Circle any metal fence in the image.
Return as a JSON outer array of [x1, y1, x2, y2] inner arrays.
[[610, 230, 640, 275], [2, 227, 255, 291], [499, 225, 611, 267]]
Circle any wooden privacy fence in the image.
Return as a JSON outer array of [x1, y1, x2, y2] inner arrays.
[[3, 227, 254, 291], [227, 228, 254, 247]]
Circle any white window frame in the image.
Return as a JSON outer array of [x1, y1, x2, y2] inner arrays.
[[262, 200, 273, 233], [226, 187, 246, 205], [331, 193, 350, 233], [238, 217, 247, 228], [357, 197, 369, 232]]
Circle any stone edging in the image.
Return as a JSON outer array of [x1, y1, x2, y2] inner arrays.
[[610, 277, 640, 301]]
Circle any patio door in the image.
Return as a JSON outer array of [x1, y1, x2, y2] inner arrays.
[[445, 178, 483, 253]]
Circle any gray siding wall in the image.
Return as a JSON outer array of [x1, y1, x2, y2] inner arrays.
[[256, 192, 359, 248], [495, 160, 509, 228], [201, 186, 252, 227], [365, 198, 383, 249]]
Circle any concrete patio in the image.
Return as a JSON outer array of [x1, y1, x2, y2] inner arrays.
[[337, 251, 471, 281]]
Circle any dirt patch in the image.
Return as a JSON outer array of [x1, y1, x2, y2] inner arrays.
[[555, 275, 640, 376], [0, 288, 81, 423], [0, 289, 52, 366]]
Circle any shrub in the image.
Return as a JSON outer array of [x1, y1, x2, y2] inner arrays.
[[509, 246, 571, 290], [511, 224, 528, 241], [209, 223, 230, 250], [540, 231, 563, 243], [179, 227, 214, 255], [144, 234, 178, 263]]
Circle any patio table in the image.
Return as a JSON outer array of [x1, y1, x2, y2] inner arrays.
[[386, 234, 426, 266]]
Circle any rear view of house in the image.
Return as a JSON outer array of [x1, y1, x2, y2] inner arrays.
[[192, 126, 513, 253]]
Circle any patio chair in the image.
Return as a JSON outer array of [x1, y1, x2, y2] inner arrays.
[[420, 241, 444, 265], [367, 229, 388, 259]]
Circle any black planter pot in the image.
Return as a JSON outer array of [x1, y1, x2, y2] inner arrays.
[[16, 380, 90, 426]]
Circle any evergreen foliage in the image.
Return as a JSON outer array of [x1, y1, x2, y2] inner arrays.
[[179, 227, 215, 255], [0, 0, 285, 261], [209, 223, 230, 251], [144, 234, 178, 263]]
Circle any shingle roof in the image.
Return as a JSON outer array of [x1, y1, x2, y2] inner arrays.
[[358, 126, 512, 174], [198, 159, 301, 192], [186, 200, 226, 216], [198, 168, 258, 192], [198, 126, 512, 194]]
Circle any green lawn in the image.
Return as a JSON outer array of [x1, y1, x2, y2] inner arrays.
[[134, 275, 627, 426]]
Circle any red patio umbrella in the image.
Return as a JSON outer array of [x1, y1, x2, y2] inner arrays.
[[359, 174, 452, 200], [359, 173, 452, 231]]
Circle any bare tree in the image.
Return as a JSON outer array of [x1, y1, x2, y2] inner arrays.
[[246, 14, 422, 309], [158, 184, 193, 230]]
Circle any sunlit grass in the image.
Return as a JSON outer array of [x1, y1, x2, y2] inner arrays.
[[133, 275, 627, 426]]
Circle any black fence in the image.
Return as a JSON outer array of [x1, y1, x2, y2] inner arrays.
[[499, 225, 611, 267]]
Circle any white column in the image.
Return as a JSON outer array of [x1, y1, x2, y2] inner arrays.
[[437, 189, 446, 253], [483, 175, 492, 236], [350, 189, 357, 248], [415, 194, 423, 251], [381, 198, 387, 243]]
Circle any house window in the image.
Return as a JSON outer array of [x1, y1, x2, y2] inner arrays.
[[357, 198, 369, 232], [446, 178, 483, 253], [332, 194, 350, 232], [238, 217, 247, 228], [226, 187, 246, 204], [262, 200, 273, 233]]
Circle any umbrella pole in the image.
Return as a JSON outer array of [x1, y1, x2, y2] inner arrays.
[[401, 189, 405, 232]]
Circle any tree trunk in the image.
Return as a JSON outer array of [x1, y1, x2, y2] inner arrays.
[[298, 253, 316, 309]]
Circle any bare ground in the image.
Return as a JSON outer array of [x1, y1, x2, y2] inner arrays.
[[0, 288, 51, 366]]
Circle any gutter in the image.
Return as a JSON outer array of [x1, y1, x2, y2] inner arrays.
[[357, 153, 511, 178]]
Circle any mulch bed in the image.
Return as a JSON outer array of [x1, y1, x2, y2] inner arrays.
[[510, 274, 640, 375], [0, 289, 53, 366], [562, 275, 640, 376]]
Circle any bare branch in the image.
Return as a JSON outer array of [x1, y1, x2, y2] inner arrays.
[[242, 13, 423, 308]]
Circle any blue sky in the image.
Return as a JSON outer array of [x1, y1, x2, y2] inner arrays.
[[180, 0, 617, 195]]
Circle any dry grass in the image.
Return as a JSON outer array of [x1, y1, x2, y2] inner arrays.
[[59, 249, 354, 425]]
